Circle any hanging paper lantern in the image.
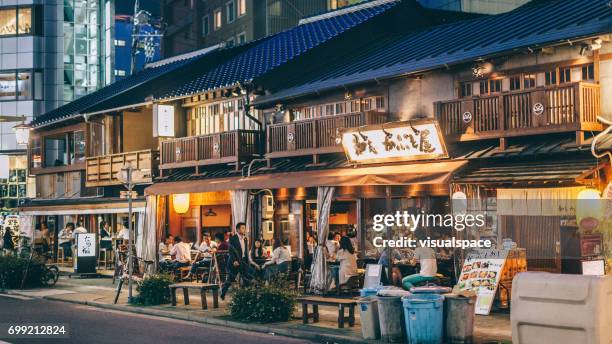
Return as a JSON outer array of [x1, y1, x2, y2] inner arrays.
[[172, 193, 190, 214]]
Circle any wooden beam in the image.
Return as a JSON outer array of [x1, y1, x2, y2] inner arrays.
[[575, 131, 585, 146]]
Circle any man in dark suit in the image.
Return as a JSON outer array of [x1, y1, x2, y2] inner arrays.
[[221, 222, 254, 300]]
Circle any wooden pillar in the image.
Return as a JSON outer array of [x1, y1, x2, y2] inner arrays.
[[357, 198, 365, 259], [385, 186, 393, 282]]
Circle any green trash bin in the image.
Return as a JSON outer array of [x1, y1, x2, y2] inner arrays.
[[358, 297, 380, 340]]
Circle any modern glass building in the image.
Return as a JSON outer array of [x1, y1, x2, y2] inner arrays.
[[0, 0, 114, 212]]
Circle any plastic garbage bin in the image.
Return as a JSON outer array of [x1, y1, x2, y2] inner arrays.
[[402, 293, 445, 344], [443, 293, 476, 344], [358, 297, 380, 340], [360, 287, 380, 297], [377, 296, 405, 343]]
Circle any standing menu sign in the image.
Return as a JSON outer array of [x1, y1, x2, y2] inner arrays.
[[455, 249, 508, 315], [75, 233, 97, 274]]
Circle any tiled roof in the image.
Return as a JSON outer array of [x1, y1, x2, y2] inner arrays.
[[154, 0, 401, 100], [31, 45, 230, 128], [255, 0, 612, 105]]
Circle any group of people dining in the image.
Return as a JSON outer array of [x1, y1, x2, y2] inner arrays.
[[158, 222, 292, 299]]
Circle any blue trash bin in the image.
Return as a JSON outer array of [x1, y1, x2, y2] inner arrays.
[[360, 287, 380, 297], [402, 294, 445, 344]]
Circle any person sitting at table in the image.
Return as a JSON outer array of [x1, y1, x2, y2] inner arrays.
[[185, 232, 217, 280], [169, 236, 192, 270], [99, 221, 111, 238], [34, 223, 50, 255], [216, 232, 229, 251], [402, 230, 437, 290], [326, 232, 340, 261], [262, 239, 290, 280], [378, 248, 403, 286], [58, 223, 74, 258], [336, 236, 358, 287], [117, 222, 130, 241], [251, 239, 265, 261]]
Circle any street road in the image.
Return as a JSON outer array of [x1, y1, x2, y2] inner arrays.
[[0, 295, 315, 344]]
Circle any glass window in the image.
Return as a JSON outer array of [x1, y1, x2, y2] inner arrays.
[[226, 1, 235, 23], [0, 72, 16, 100], [581, 63, 594, 81], [17, 7, 31, 34], [30, 137, 41, 169], [545, 70, 557, 85], [17, 71, 32, 99], [0, 8, 16, 36], [72, 131, 86, 164], [238, 0, 247, 16], [237, 32, 246, 44], [509, 75, 521, 91], [559, 67, 571, 84], [45, 135, 68, 167], [459, 81, 472, 98], [523, 73, 536, 89], [489, 79, 502, 93], [214, 8, 222, 29], [202, 15, 209, 36]]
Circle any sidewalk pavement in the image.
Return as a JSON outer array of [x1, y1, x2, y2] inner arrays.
[[3, 275, 512, 344]]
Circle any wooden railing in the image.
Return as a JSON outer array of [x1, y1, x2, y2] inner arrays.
[[85, 149, 158, 187], [435, 82, 601, 141], [266, 111, 387, 158], [160, 130, 261, 170]]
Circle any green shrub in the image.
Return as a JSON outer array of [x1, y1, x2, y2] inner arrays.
[[0, 255, 45, 289], [229, 276, 297, 323], [133, 274, 173, 305]]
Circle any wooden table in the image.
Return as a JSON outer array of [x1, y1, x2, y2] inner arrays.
[[169, 282, 219, 310], [297, 296, 357, 328]]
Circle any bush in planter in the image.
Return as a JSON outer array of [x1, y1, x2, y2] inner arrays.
[[0, 255, 44, 289], [229, 276, 297, 323], [132, 274, 173, 305]]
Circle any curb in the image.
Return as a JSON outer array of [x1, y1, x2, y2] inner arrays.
[[38, 294, 370, 344]]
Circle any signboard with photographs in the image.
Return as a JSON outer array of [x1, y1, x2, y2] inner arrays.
[[455, 249, 508, 315], [340, 119, 448, 165]]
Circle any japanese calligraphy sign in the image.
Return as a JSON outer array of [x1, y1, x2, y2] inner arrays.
[[340, 119, 448, 164], [455, 249, 509, 315]]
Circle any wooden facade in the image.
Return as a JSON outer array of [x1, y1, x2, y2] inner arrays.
[[85, 149, 159, 187]]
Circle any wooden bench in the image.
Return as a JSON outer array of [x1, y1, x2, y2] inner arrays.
[[297, 296, 357, 328], [169, 282, 219, 310]]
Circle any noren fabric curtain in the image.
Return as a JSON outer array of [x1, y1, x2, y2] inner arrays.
[[230, 190, 249, 233], [309, 186, 335, 294]]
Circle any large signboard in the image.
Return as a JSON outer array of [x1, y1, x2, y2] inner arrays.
[[153, 104, 175, 137], [455, 249, 508, 315], [75, 233, 97, 274], [340, 120, 448, 164]]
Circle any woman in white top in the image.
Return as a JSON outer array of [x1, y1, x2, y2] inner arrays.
[[336, 236, 358, 286], [325, 232, 341, 261], [263, 239, 291, 280]]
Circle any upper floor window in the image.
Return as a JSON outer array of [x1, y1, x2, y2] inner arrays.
[[0, 70, 43, 101], [523, 73, 536, 89], [545, 70, 557, 85], [581, 63, 594, 81], [43, 131, 86, 168], [292, 96, 385, 121], [202, 15, 210, 36], [459, 81, 472, 98], [226, 37, 235, 47], [226, 1, 236, 23], [480, 79, 501, 95], [237, 32, 246, 44], [114, 39, 126, 47], [0, 6, 40, 37], [237, 0, 247, 16], [214, 8, 222, 30], [509, 75, 521, 91], [559, 66, 571, 84]]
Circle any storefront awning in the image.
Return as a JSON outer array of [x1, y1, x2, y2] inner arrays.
[[146, 160, 467, 196], [453, 159, 599, 185], [19, 199, 146, 216]]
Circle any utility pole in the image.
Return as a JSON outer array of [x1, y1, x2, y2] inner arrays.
[[130, 0, 140, 75]]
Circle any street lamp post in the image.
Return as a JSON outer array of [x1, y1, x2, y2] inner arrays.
[[118, 163, 143, 302]]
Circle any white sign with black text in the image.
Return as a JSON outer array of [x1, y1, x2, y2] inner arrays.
[[153, 104, 175, 137]]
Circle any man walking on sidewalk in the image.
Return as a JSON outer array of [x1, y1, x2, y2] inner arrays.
[[220, 222, 254, 300]]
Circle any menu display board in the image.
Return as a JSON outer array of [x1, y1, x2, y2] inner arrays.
[[455, 249, 508, 315]]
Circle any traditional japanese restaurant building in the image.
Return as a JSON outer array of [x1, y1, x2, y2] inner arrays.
[[21, 0, 612, 279]]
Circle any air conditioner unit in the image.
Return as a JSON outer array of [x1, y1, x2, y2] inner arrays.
[[262, 220, 274, 240], [262, 195, 274, 218]]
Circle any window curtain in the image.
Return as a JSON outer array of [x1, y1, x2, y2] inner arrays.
[[135, 210, 146, 259], [309, 186, 335, 294], [19, 215, 34, 241], [230, 189, 249, 233]]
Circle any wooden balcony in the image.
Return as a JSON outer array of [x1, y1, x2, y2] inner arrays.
[[86, 149, 158, 187], [435, 82, 602, 142], [160, 130, 261, 171], [266, 111, 387, 159]]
